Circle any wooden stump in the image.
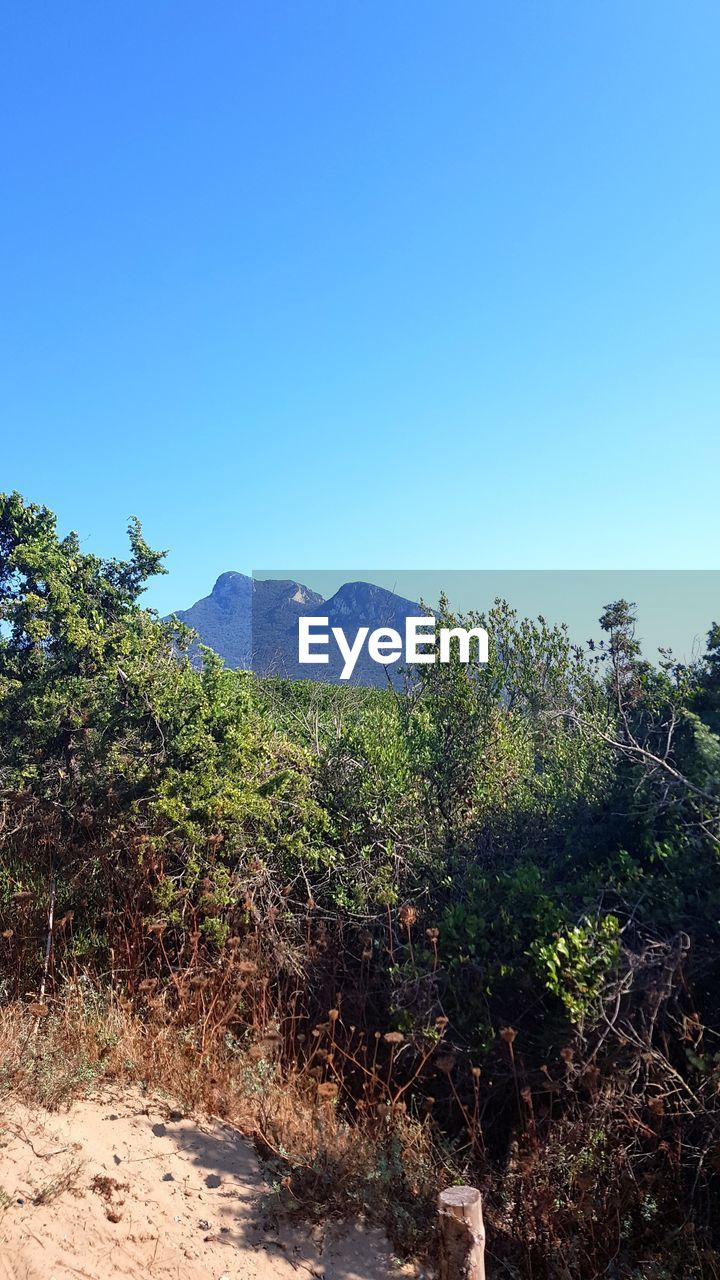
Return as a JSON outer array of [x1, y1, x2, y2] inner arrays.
[[437, 1185, 486, 1280]]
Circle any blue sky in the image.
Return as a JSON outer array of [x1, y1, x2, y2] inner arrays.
[[1, 1, 719, 615]]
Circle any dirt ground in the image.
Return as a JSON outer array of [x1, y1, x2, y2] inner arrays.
[[0, 1089, 418, 1280]]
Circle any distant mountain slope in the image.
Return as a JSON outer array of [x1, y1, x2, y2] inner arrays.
[[320, 581, 423, 686], [168, 575, 423, 686], [171, 572, 253, 668], [170, 572, 324, 671]]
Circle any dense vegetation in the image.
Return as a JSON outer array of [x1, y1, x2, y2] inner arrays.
[[2, 492, 720, 1278]]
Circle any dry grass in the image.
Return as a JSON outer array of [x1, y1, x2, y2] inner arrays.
[[4, 983, 720, 1276], [0, 989, 254, 1117], [0, 990, 441, 1257], [253, 1065, 440, 1253], [31, 1158, 83, 1206]]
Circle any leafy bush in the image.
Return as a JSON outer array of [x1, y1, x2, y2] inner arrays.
[[3, 491, 720, 1276]]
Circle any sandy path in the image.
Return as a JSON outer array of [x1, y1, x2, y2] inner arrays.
[[0, 1090, 415, 1280]]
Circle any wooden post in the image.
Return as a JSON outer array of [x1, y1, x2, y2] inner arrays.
[[437, 1185, 486, 1280]]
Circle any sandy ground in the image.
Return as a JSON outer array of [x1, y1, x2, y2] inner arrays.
[[0, 1090, 417, 1280]]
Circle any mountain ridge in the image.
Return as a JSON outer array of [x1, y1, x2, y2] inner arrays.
[[169, 574, 423, 686]]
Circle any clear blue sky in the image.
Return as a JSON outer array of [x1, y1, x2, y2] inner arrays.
[[2, 1, 719, 615]]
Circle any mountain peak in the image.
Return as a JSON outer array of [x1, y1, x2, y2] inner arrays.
[[210, 571, 251, 600]]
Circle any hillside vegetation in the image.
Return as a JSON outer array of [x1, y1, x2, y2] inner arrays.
[[2, 493, 720, 1278]]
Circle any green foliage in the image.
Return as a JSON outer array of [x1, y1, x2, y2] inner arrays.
[[530, 914, 620, 1024], [5, 497, 720, 1265], [3, 495, 720, 1033], [0, 493, 330, 964], [5, 494, 720, 1275]]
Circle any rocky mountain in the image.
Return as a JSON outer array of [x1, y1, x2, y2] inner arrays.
[[169, 574, 422, 687]]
